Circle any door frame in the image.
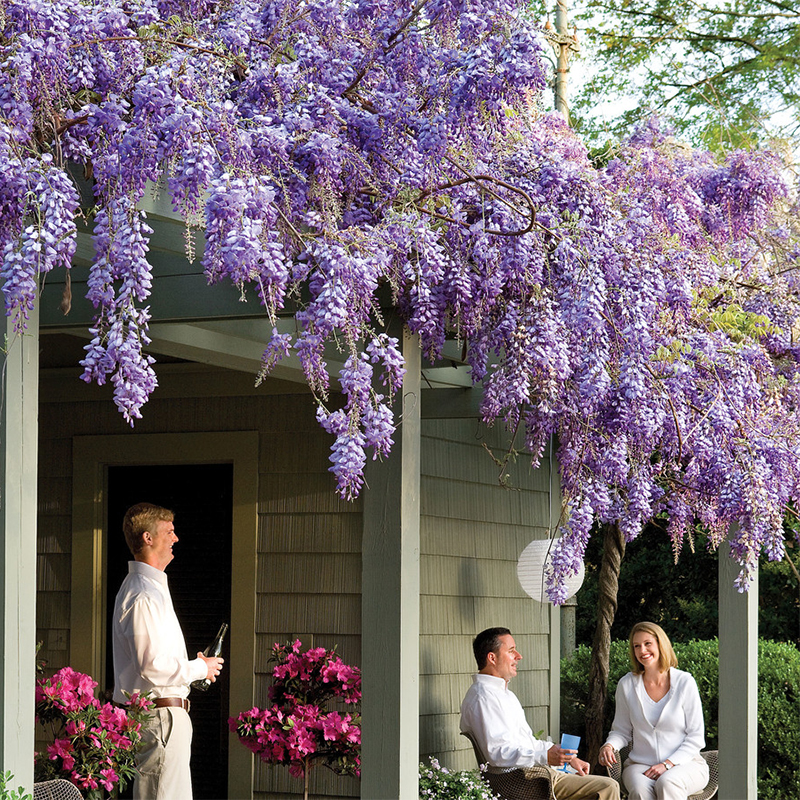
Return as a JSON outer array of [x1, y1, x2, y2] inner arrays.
[[70, 431, 258, 800]]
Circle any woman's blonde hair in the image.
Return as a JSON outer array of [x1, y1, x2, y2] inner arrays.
[[628, 621, 678, 674]]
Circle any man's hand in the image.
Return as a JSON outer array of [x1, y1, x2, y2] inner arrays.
[[199, 653, 224, 682], [547, 743, 583, 770], [570, 756, 590, 775]]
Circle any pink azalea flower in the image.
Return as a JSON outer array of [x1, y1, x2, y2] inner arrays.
[[232, 640, 360, 780], [73, 772, 98, 791], [322, 712, 344, 741], [47, 738, 75, 772], [345, 726, 361, 745], [99, 702, 128, 730], [127, 691, 154, 713], [99, 768, 118, 791]]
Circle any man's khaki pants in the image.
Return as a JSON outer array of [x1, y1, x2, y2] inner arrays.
[[550, 767, 622, 800], [134, 707, 193, 800]]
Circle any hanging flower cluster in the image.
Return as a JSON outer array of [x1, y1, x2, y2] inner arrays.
[[35, 666, 153, 796], [230, 640, 361, 780], [2, 0, 800, 596]]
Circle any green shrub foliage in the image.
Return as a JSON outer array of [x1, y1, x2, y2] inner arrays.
[[755, 640, 800, 798], [561, 639, 799, 797], [574, 528, 800, 647]]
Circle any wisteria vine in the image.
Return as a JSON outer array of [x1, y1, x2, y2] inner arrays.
[[2, 0, 800, 598]]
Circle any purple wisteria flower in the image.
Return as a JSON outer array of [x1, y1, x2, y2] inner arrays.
[[2, 1, 800, 596]]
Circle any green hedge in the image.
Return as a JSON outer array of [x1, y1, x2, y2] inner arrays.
[[561, 638, 799, 798]]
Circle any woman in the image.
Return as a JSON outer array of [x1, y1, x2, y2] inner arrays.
[[598, 622, 709, 800]]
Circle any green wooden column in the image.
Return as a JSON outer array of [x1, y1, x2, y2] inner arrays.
[[0, 310, 39, 790], [548, 444, 562, 739], [718, 537, 758, 799], [361, 327, 421, 799]]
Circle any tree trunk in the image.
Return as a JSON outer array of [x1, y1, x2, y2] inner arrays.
[[585, 522, 626, 767]]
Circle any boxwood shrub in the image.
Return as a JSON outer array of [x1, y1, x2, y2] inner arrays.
[[561, 638, 799, 798]]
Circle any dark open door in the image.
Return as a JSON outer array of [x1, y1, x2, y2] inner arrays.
[[105, 463, 233, 800]]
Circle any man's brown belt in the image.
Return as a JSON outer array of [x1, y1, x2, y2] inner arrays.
[[153, 697, 190, 712]]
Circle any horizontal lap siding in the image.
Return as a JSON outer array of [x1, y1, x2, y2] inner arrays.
[[38, 358, 557, 797], [419, 418, 555, 774], [257, 428, 361, 799], [36, 367, 361, 799]]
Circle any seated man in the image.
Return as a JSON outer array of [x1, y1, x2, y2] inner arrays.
[[461, 627, 620, 800]]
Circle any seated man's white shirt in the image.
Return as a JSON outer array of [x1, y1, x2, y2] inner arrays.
[[460, 673, 553, 768]]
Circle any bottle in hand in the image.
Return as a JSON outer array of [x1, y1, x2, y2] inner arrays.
[[191, 622, 228, 692]]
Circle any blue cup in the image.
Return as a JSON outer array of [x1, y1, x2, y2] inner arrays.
[[559, 733, 581, 772]]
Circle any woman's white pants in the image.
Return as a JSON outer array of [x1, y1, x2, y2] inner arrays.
[[623, 756, 709, 800]]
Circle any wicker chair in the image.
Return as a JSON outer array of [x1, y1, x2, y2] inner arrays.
[[32, 780, 83, 800], [604, 747, 719, 800], [461, 731, 556, 800]]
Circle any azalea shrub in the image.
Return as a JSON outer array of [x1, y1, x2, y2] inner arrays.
[[35, 666, 153, 797], [230, 640, 361, 782]]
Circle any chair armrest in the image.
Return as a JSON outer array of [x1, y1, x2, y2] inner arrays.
[[522, 765, 557, 782], [604, 749, 623, 784], [701, 750, 718, 771], [483, 765, 556, 800]]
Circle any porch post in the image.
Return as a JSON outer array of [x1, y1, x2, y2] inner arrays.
[[548, 445, 562, 738], [718, 537, 758, 799], [0, 310, 39, 790], [361, 326, 421, 799]]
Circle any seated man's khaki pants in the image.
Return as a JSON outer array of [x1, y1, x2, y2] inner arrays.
[[550, 768, 621, 800]]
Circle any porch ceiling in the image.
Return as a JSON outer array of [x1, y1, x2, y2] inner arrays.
[[41, 319, 474, 390], [40, 177, 474, 390]]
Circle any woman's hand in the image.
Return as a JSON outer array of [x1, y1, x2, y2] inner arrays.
[[598, 744, 617, 766], [644, 761, 672, 780]]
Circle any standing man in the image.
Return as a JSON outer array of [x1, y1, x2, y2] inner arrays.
[[461, 627, 619, 800], [112, 502, 224, 800]]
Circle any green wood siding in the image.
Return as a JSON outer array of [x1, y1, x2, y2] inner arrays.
[[419, 418, 556, 772], [36, 361, 361, 800], [35, 339, 556, 798]]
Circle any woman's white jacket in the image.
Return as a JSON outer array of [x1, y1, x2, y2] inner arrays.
[[604, 668, 706, 766]]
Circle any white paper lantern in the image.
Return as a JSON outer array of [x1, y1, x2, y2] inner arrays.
[[517, 538, 585, 604]]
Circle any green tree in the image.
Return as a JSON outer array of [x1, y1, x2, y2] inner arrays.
[[568, 0, 800, 152], [575, 524, 800, 648]]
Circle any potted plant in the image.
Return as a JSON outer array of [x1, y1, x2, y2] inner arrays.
[[35, 666, 153, 799], [230, 639, 361, 800]]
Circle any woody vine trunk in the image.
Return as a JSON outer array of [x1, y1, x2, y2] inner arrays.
[[586, 522, 627, 766]]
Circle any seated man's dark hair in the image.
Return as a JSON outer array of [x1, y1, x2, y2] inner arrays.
[[473, 627, 512, 669]]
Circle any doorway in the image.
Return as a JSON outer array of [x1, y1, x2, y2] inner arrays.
[[105, 464, 233, 800], [71, 431, 259, 800]]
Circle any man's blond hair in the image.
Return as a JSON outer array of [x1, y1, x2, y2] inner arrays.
[[122, 502, 174, 555]]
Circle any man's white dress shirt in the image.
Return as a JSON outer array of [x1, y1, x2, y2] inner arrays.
[[112, 561, 206, 703], [460, 673, 553, 768]]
